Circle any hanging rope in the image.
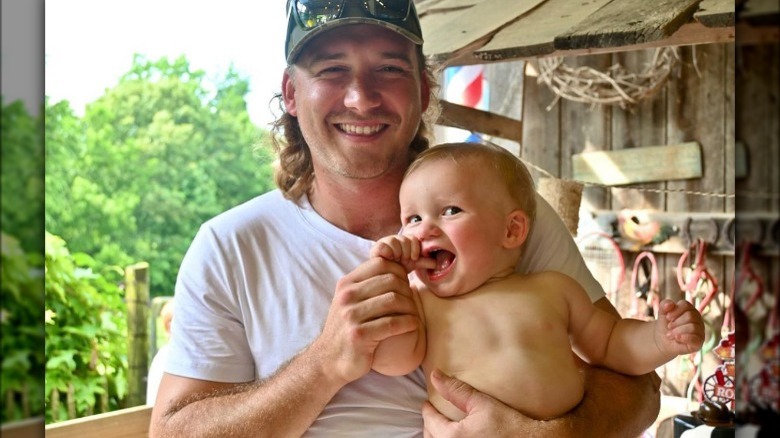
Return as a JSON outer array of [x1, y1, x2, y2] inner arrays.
[[535, 47, 681, 110]]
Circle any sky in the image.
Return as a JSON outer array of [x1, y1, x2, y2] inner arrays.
[[45, 0, 289, 128]]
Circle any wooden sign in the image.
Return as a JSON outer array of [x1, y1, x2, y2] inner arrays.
[[572, 142, 702, 186]]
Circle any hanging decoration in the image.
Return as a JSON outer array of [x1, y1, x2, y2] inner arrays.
[[535, 47, 680, 110]]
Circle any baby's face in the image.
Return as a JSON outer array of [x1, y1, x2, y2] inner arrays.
[[399, 158, 516, 297]]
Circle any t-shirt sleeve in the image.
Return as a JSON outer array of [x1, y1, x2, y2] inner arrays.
[[165, 224, 256, 383], [518, 193, 606, 302]]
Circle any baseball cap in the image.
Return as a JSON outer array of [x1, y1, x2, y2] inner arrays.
[[285, 0, 424, 64]]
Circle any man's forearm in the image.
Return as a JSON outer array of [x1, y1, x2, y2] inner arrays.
[[570, 365, 661, 437], [152, 348, 345, 438]]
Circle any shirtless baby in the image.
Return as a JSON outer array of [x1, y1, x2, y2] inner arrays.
[[370, 142, 705, 421]]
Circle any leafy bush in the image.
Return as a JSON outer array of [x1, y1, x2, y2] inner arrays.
[[44, 232, 128, 423], [1, 233, 45, 422]]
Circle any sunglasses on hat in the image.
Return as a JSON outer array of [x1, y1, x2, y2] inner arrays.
[[285, 0, 423, 64]]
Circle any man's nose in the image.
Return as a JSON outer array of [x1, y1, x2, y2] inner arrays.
[[344, 73, 381, 112]]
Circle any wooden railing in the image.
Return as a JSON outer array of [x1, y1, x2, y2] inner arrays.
[[44, 405, 152, 438]]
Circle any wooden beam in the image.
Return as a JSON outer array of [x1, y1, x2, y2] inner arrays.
[[572, 142, 702, 186], [555, 0, 703, 50], [422, 0, 546, 62], [472, 0, 613, 61], [45, 405, 152, 438], [1, 417, 43, 438], [464, 21, 735, 66], [436, 100, 523, 144], [694, 0, 735, 27]]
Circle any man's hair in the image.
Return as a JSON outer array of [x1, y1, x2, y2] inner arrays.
[[269, 46, 440, 202], [406, 142, 537, 226]]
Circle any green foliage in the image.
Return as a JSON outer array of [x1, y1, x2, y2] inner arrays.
[[45, 54, 276, 297], [1, 233, 45, 422], [1, 97, 45, 252], [44, 232, 128, 423]]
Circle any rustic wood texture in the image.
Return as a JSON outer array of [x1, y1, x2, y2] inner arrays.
[[125, 262, 150, 407], [572, 142, 703, 186], [45, 405, 152, 438], [554, 0, 702, 50], [610, 50, 668, 210], [694, 0, 736, 27], [521, 62, 562, 182], [517, 43, 743, 398], [1, 417, 43, 438], [473, 0, 613, 60], [420, 0, 546, 61], [437, 100, 523, 144]]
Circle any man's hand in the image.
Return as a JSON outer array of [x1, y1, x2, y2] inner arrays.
[[422, 361, 661, 438], [422, 369, 528, 438], [309, 257, 423, 384]]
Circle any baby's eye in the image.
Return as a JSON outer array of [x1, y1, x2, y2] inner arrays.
[[405, 215, 422, 224], [442, 206, 462, 216]]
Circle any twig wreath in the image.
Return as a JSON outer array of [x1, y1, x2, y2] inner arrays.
[[535, 47, 681, 111]]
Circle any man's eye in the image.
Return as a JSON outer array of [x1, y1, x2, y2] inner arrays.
[[443, 206, 462, 216]]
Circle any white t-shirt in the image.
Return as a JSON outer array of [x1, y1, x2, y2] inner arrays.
[[146, 344, 169, 406], [167, 189, 604, 437]]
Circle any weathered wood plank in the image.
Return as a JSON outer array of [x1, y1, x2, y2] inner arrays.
[[694, 0, 735, 27], [610, 49, 668, 210], [0, 417, 43, 438], [421, 0, 546, 61], [45, 405, 152, 438], [559, 54, 613, 211], [555, 0, 701, 50], [473, 0, 613, 60], [521, 62, 562, 181], [572, 142, 702, 186], [436, 100, 523, 144], [417, 0, 476, 15]]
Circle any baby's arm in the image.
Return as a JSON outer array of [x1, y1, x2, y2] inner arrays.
[[569, 281, 705, 375], [369, 236, 433, 376]]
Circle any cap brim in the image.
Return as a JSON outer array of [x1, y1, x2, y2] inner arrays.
[[286, 17, 424, 64]]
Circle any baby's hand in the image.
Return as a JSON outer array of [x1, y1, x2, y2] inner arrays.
[[371, 235, 435, 273], [656, 299, 705, 355]]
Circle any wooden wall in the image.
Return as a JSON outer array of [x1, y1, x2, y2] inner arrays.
[[505, 40, 778, 400]]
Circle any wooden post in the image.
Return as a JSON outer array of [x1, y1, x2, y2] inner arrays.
[[125, 262, 150, 407]]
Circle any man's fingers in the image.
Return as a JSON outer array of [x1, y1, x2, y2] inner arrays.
[[430, 369, 476, 414], [422, 400, 454, 438]]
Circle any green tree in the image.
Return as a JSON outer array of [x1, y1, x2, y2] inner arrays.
[[45, 55, 275, 297], [1, 98, 45, 252]]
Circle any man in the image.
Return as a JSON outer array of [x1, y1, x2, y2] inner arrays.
[[150, 1, 660, 436]]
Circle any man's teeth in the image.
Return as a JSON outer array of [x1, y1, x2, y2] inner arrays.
[[339, 124, 383, 135]]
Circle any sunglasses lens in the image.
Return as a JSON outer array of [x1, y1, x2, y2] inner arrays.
[[364, 0, 409, 20], [296, 0, 345, 30]]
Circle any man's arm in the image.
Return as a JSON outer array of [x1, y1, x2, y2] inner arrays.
[[151, 257, 422, 437], [422, 297, 661, 437]]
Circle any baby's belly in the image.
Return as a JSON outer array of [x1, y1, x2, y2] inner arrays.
[[426, 346, 585, 421]]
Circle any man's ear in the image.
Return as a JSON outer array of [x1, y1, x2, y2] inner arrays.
[[282, 69, 297, 116], [503, 210, 530, 249]]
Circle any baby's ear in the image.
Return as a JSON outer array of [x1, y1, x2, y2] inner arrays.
[[504, 210, 530, 249]]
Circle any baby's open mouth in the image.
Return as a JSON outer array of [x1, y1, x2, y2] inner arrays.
[[426, 249, 455, 277]]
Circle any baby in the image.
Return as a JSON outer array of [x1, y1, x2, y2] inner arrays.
[[370, 142, 705, 421]]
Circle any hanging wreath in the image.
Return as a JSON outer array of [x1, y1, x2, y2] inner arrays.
[[535, 47, 681, 110]]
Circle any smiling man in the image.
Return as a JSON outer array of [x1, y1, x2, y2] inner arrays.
[[150, 1, 660, 437]]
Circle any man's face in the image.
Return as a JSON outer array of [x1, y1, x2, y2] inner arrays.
[[282, 24, 430, 181]]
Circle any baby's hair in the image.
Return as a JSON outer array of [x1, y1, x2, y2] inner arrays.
[[405, 142, 537, 224]]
